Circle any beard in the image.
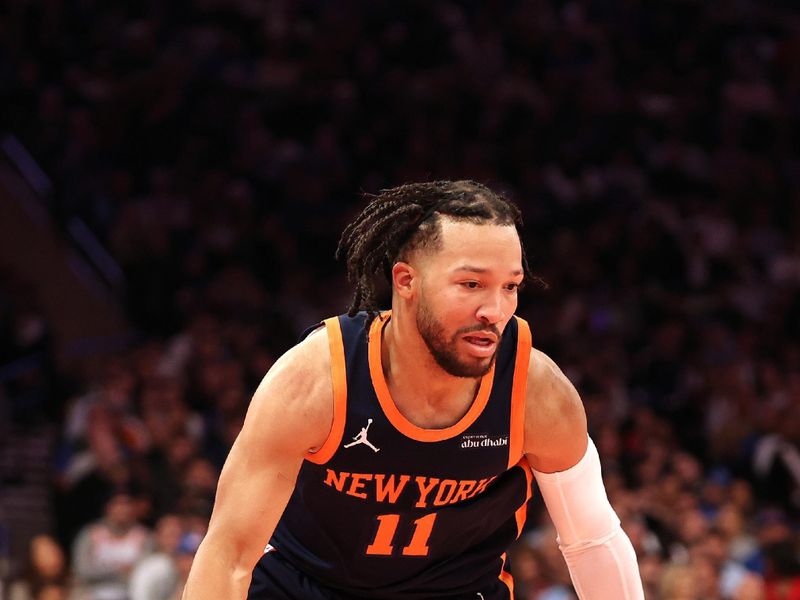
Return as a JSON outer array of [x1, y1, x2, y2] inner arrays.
[[415, 297, 501, 378]]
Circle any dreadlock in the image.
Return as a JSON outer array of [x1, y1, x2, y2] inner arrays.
[[336, 180, 535, 330]]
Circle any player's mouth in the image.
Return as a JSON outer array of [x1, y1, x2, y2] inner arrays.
[[462, 333, 498, 357]]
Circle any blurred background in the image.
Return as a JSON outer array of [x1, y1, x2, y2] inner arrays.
[[2, 1, 800, 599]]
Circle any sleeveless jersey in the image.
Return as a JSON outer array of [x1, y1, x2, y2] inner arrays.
[[265, 311, 533, 598]]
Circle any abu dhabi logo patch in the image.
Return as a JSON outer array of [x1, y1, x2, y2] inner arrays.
[[460, 433, 508, 449]]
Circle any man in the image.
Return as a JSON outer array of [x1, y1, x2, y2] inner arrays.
[[129, 514, 184, 600], [183, 181, 644, 599], [72, 491, 153, 600]]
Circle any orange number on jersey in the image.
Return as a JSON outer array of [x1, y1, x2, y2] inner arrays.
[[366, 513, 438, 556], [402, 513, 437, 556], [366, 514, 400, 555]]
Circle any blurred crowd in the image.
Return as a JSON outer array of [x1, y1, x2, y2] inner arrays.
[[2, 0, 800, 598]]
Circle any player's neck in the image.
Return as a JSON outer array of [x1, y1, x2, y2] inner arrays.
[[381, 315, 480, 421]]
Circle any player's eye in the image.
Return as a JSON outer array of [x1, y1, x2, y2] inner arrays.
[[461, 281, 480, 289]]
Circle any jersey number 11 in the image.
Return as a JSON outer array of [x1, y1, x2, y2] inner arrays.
[[366, 513, 438, 556]]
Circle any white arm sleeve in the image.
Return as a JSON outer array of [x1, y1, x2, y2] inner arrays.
[[532, 437, 645, 600]]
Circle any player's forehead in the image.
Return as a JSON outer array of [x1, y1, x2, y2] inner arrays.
[[429, 218, 522, 274]]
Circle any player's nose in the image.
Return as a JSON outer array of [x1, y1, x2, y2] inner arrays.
[[475, 292, 505, 325]]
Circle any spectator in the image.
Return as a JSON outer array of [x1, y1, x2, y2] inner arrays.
[[8, 535, 68, 600], [168, 532, 202, 600], [763, 540, 800, 600], [732, 574, 766, 600], [659, 564, 696, 600], [128, 514, 182, 600], [71, 492, 152, 600]]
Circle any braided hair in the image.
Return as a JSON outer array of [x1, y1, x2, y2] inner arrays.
[[336, 180, 534, 329]]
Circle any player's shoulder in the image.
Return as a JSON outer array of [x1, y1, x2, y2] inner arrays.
[[277, 322, 332, 381], [247, 322, 334, 450], [526, 347, 577, 403], [523, 347, 586, 459]]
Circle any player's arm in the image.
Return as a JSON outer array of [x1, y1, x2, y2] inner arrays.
[[182, 328, 333, 600], [524, 348, 644, 600]]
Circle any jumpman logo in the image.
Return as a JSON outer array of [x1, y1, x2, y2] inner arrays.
[[343, 418, 380, 452]]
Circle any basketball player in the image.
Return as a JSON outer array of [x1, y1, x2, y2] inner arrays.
[[183, 181, 644, 599]]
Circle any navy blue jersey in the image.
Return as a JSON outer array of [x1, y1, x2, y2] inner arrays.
[[262, 311, 533, 598]]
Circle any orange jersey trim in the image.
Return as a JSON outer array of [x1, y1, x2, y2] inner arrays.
[[368, 312, 496, 443], [305, 317, 348, 464], [513, 457, 534, 538], [499, 552, 515, 596], [507, 316, 532, 469]]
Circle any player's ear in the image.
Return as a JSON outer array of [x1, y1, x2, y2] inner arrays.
[[392, 261, 415, 299]]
